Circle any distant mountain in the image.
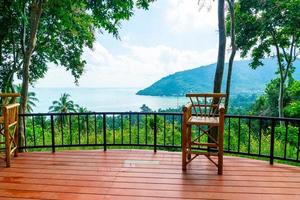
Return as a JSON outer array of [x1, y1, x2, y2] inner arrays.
[[137, 58, 300, 96]]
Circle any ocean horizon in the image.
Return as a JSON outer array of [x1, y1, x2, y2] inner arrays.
[[31, 87, 188, 113]]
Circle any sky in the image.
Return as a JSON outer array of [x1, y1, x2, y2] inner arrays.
[[36, 0, 228, 89]]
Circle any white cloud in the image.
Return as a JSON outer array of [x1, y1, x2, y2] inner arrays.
[[81, 42, 219, 87], [165, 0, 218, 33], [37, 41, 219, 88], [35, 0, 224, 89]]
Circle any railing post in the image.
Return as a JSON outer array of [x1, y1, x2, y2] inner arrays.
[[103, 114, 107, 151], [154, 113, 157, 153], [270, 119, 275, 165], [50, 115, 55, 153]]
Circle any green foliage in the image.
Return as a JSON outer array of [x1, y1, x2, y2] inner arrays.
[[0, 0, 154, 91], [14, 84, 39, 113], [228, 94, 257, 114], [251, 79, 300, 117], [49, 93, 77, 113], [234, 0, 300, 117], [76, 106, 90, 113], [235, 0, 300, 65], [284, 102, 300, 118], [284, 80, 300, 117]]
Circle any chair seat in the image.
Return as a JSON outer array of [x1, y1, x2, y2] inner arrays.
[[187, 116, 219, 126]]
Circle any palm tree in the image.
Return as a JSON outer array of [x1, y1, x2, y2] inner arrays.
[[15, 85, 39, 113], [76, 105, 90, 113], [49, 93, 77, 113]]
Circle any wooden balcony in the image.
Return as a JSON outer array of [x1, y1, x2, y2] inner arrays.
[[0, 150, 300, 200]]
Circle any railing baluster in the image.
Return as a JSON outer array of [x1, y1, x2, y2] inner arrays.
[[94, 114, 97, 144], [228, 118, 231, 150], [103, 114, 107, 151], [172, 115, 175, 146], [69, 115, 72, 145], [248, 119, 251, 154], [163, 115, 166, 146], [284, 121, 288, 159], [32, 116, 36, 146], [270, 119, 275, 165], [60, 115, 64, 146], [113, 114, 115, 144], [86, 115, 89, 144], [129, 113, 132, 144], [78, 114, 81, 145], [121, 114, 123, 144], [41, 116, 45, 146], [297, 124, 300, 161], [145, 114, 148, 145], [154, 113, 157, 153], [238, 118, 241, 153], [51, 115, 55, 153], [259, 118, 262, 155], [137, 114, 140, 144]]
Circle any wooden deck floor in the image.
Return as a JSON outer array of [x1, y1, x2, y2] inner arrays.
[[0, 150, 300, 200]]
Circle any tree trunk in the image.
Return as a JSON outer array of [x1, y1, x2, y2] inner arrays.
[[225, 0, 236, 113], [0, 40, 2, 64], [210, 0, 227, 146], [213, 0, 226, 93], [19, 1, 43, 148], [278, 80, 284, 118]]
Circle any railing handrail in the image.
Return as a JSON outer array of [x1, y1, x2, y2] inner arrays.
[[18, 111, 183, 116], [19, 112, 300, 122], [226, 114, 300, 122]]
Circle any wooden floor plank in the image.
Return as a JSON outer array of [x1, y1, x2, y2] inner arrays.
[[0, 150, 299, 200], [8, 162, 300, 177]]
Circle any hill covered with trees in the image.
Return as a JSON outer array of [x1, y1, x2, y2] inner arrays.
[[137, 58, 300, 96]]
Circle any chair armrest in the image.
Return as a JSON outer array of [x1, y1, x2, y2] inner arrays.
[[183, 103, 192, 118], [182, 103, 192, 124], [0, 93, 21, 98], [218, 103, 225, 118], [219, 103, 225, 111], [183, 103, 192, 112], [3, 103, 20, 110]]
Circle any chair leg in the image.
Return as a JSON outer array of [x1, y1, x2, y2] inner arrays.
[[182, 124, 187, 171], [218, 127, 224, 175], [5, 130, 11, 168], [14, 126, 18, 157], [187, 125, 192, 160]]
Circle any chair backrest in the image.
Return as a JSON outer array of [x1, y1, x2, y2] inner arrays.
[[186, 93, 226, 117], [0, 93, 20, 116], [0, 93, 20, 105], [2, 103, 20, 126]]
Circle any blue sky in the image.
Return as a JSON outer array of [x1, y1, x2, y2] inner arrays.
[[37, 0, 229, 89]]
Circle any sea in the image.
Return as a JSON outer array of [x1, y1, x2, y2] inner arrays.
[[31, 87, 188, 113]]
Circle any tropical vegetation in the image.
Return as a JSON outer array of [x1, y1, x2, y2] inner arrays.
[[233, 0, 300, 117], [0, 0, 299, 165]]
